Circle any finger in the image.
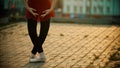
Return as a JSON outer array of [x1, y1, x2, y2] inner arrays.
[[32, 12, 39, 17], [42, 11, 46, 13], [34, 13, 39, 17], [31, 8, 37, 11], [29, 9, 36, 14], [42, 10, 49, 13], [34, 13, 39, 16], [41, 11, 50, 17], [41, 14, 45, 17], [34, 12, 39, 15], [41, 14, 46, 17]]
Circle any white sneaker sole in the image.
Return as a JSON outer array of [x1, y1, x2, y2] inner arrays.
[[29, 57, 46, 63]]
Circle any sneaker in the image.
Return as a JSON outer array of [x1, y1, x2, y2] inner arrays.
[[29, 53, 46, 63], [40, 52, 46, 58], [39, 58, 46, 62], [29, 56, 46, 63], [39, 52, 46, 62], [29, 57, 40, 63], [29, 53, 40, 63], [30, 53, 35, 58]]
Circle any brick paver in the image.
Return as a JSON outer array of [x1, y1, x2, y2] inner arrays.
[[0, 22, 120, 68]]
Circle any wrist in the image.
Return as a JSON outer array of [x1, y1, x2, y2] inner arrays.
[[50, 7, 54, 11], [25, 5, 29, 9]]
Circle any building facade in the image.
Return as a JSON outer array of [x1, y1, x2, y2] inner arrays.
[[63, 0, 120, 18], [3, 0, 24, 13], [1, 0, 62, 18], [1, 0, 120, 19]]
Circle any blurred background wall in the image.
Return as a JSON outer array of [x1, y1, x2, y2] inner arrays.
[[62, 0, 120, 18], [0, 0, 120, 22]]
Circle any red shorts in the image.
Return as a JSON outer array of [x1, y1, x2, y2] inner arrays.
[[26, 0, 54, 22]]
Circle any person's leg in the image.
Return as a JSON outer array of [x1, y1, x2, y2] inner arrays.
[[37, 19, 50, 53], [35, 19, 50, 62], [27, 19, 38, 55]]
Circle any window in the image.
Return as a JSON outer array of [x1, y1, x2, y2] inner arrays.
[[107, 6, 110, 13], [67, 5, 70, 12], [107, 0, 111, 2], [74, 6, 77, 13], [101, 0, 103, 2], [86, 6, 90, 13], [98, 5, 103, 13], [80, 6, 82, 12], [94, 6, 97, 12]]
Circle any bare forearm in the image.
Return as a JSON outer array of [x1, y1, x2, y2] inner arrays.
[[22, 0, 29, 8], [50, 0, 58, 10]]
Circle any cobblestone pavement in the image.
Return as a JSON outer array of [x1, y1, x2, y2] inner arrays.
[[0, 22, 120, 68]]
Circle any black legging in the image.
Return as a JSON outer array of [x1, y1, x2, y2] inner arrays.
[[27, 19, 50, 55]]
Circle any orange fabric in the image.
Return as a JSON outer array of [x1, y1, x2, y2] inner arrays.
[[26, 0, 54, 22]]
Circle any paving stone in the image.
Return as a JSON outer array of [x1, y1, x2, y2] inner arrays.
[[0, 22, 120, 68]]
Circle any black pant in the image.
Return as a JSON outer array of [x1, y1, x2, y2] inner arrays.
[[27, 19, 50, 55]]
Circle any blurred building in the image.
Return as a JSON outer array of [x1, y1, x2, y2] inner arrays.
[[0, 0, 11, 18], [0, 0, 25, 18], [54, 0, 63, 18], [1, 0, 120, 19], [3, 0, 24, 14], [0, 0, 25, 22], [63, 0, 120, 18], [1, 0, 62, 18]]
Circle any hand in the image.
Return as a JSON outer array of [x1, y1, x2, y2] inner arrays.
[[41, 9, 52, 18], [26, 7, 38, 17]]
